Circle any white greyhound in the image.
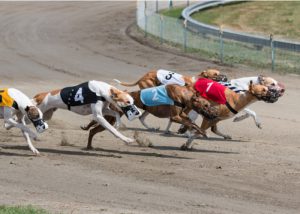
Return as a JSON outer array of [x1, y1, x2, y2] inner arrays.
[[0, 88, 48, 154], [162, 75, 285, 133], [33, 80, 141, 146]]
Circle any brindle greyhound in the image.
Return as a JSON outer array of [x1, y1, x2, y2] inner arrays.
[[81, 84, 218, 149]]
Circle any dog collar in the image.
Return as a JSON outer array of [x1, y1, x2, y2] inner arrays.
[[225, 101, 238, 114]]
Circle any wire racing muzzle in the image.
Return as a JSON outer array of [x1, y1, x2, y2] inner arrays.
[[213, 74, 228, 82], [121, 104, 142, 121]]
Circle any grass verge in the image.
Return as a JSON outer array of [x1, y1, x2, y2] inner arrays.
[[0, 205, 49, 214]]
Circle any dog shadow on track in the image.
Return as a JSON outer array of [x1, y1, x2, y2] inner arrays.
[[125, 127, 249, 143], [0, 145, 191, 159]]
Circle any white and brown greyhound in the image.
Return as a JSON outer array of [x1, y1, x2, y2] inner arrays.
[[33, 80, 141, 145], [0, 88, 48, 154]]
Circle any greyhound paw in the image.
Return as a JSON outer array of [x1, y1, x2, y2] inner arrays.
[[177, 127, 188, 134], [31, 148, 40, 155], [124, 137, 135, 145], [224, 135, 232, 140], [180, 144, 192, 151], [233, 117, 240, 122], [164, 130, 172, 135], [85, 146, 95, 151], [80, 125, 89, 131], [4, 123, 13, 130], [148, 127, 160, 132], [256, 123, 262, 129]]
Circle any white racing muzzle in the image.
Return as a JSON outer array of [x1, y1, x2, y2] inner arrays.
[[121, 104, 142, 121]]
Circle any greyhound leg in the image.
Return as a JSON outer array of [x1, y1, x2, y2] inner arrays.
[[103, 108, 121, 129], [20, 117, 40, 155], [164, 120, 172, 134], [211, 124, 232, 139], [86, 116, 116, 149], [139, 111, 160, 131], [3, 108, 37, 140], [233, 108, 261, 129], [181, 118, 214, 150], [80, 120, 98, 131], [92, 103, 134, 144]]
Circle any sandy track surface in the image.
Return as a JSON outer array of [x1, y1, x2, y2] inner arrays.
[[0, 2, 299, 214]]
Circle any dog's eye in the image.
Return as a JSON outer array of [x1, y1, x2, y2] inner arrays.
[[271, 83, 275, 86]]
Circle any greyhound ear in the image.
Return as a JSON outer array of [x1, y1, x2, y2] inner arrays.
[[110, 88, 118, 98], [25, 106, 30, 112], [249, 80, 253, 91], [200, 71, 208, 78], [258, 75, 265, 84]]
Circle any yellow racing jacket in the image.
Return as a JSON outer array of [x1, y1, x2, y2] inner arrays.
[[0, 88, 15, 108]]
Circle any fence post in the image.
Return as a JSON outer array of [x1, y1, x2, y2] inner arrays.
[[219, 26, 224, 63], [183, 19, 187, 52], [169, 0, 173, 9], [187, 0, 190, 6], [144, 0, 148, 38], [156, 0, 158, 13], [160, 15, 164, 44], [270, 34, 275, 71]]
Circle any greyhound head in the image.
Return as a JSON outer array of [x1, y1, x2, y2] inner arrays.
[[258, 75, 285, 97], [248, 81, 276, 103], [110, 87, 134, 107], [191, 94, 219, 120], [25, 106, 48, 133], [198, 69, 228, 82], [110, 87, 141, 120]]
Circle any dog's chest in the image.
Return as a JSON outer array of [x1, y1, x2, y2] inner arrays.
[[60, 82, 105, 109], [156, 69, 185, 86]]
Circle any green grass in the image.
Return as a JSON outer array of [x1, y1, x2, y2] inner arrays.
[[160, 7, 183, 18], [191, 1, 300, 40], [0, 205, 49, 214]]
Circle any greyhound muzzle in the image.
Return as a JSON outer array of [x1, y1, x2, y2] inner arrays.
[[213, 74, 228, 82], [121, 104, 142, 121], [32, 119, 49, 133]]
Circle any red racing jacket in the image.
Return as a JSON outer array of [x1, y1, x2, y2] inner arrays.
[[194, 78, 227, 104]]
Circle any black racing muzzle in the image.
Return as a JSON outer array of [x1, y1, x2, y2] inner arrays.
[[121, 104, 142, 121], [257, 87, 281, 103], [213, 74, 228, 82], [31, 118, 49, 133]]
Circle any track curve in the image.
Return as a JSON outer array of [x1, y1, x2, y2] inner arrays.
[[0, 2, 299, 214]]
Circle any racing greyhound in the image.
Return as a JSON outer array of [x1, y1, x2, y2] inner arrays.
[[33, 80, 141, 145], [0, 88, 48, 154], [180, 80, 282, 150]]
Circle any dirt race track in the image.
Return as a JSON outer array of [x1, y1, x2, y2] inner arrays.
[[0, 2, 299, 214]]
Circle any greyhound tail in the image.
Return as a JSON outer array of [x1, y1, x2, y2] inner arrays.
[[114, 79, 139, 87]]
